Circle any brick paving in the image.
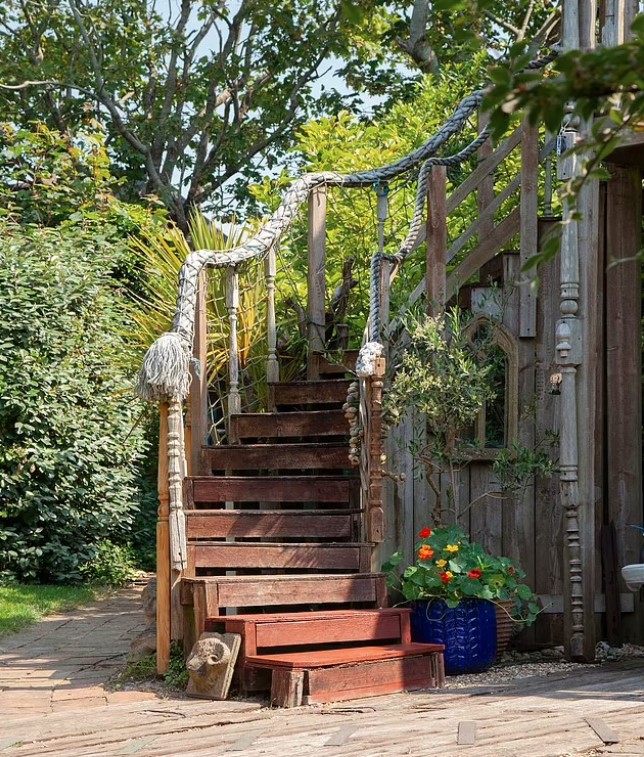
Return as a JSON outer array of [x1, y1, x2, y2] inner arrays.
[[0, 585, 160, 714]]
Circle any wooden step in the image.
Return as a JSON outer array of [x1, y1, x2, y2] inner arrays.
[[186, 573, 386, 617], [309, 350, 359, 378], [211, 609, 411, 652], [185, 476, 357, 506], [188, 542, 371, 572], [244, 642, 445, 706], [202, 444, 352, 473], [269, 379, 351, 407], [186, 509, 360, 540], [182, 573, 388, 652], [231, 410, 347, 440], [246, 642, 442, 669]]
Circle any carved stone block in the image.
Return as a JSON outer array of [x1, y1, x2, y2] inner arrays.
[[186, 632, 241, 700]]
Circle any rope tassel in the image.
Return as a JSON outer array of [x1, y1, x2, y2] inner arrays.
[[137, 332, 191, 402]]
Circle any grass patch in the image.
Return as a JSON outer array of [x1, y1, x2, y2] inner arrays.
[[0, 584, 100, 637], [114, 644, 188, 691]]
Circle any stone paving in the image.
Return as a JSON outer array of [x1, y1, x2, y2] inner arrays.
[[0, 586, 160, 715]]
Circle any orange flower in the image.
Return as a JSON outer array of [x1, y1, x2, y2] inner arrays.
[[468, 568, 482, 579], [418, 527, 432, 539], [440, 571, 453, 584], [418, 546, 434, 561]]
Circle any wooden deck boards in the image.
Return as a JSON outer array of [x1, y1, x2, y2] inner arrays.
[[3, 660, 644, 756]]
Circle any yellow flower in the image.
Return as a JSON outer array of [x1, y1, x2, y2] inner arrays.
[[445, 544, 459, 553], [436, 559, 447, 568]]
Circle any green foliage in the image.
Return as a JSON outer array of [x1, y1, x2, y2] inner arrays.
[[0, 584, 99, 636], [386, 309, 495, 445], [0, 123, 117, 226], [383, 525, 540, 625], [115, 643, 188, 689], [493, 438, 558, 496], [164, 642, 189, 690], [0, 222, 148, 582], [80, 541, 138, 587]]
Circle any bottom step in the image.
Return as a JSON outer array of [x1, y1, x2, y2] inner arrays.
[[245, 645, 445, 707]]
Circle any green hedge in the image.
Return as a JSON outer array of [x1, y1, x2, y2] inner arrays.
[[0, 223, 148, 582]]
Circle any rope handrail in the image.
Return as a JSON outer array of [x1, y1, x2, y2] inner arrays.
[[137, 50, 558, 402]]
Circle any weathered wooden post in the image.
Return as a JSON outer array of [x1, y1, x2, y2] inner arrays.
[[266, 245, 280, 384], [226, 266, 241, 439], [307, 186, 327, 378], [189, 272, 208, 476], [426, 166, 447, 317], [156, 402, 171, 674]]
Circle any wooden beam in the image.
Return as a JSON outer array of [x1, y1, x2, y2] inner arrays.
[[477, 109, 494, 243], [307, 185, 327, 371], [190, 272, 208, 476], [426, 166, 447, 315], [519, 121, 539, 337], [156, 403, 171, 674]]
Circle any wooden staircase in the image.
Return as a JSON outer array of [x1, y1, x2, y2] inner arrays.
[[180, 354, 444, 702]]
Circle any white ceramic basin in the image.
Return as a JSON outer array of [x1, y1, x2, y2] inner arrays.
[[621, 564, 644, 591]]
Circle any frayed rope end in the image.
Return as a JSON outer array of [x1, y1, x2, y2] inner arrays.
[[136, 332, 191, 402]]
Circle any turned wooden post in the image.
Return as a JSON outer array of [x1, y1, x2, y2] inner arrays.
[[156, 402, 171, 674], [367, 357, 387, 570], [266, 245, 280, 384], [307, 186, 327, 378], [189, 272, 208, 476], [226, 266, 241, 438]]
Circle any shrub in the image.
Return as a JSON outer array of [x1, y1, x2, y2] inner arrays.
[[81, 541, 138, 586], [0, 223, 148, 582]]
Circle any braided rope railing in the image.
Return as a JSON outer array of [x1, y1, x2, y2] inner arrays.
[[138, 51, 556, 569]]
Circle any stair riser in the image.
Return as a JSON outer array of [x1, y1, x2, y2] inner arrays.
[[231, 411, 347, 440], [303, 655, 441, 705], [197, 575, 386, 618], [254, 615, 402, 648], [189, 543, 370, 572], [270, 380, 351, 406], [187, 477, 356, 505], [186, 511, 356, 540], [202, 445, 352, 472]]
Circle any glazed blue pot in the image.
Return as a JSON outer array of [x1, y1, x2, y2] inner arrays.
[[410, 598, 497, 675]]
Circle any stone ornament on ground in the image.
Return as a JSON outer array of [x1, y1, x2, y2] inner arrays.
[[186, 632, 241, 700]]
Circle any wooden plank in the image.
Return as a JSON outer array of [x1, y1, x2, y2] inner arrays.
[[190, 542, 369, 571], [537, 593, 634, 614], [469, 462, 503, 556], [246, 643, 444, 669], [307, 185, 327, 363], [231, 410, 347, 439], [272, 380, 351, 406], [605, 164, 643, 644], [477, 109, 494, 244], [194, 574, 384, 611], [304, 653, 440, 703], [457, 721, 477, 746], [203, 443, 352, 472], [446, 207, 520, 299], [520, 120, 539, 337], [585, 717, 619, 745], [186, 510, 355, 540], [253, 614, 402, 648], [190, 476, 353, 504], [426, 165, 447, 316], [601, 522, 622, 645]]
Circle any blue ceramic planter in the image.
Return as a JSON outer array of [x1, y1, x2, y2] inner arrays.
[[410, 598, 497, 675]]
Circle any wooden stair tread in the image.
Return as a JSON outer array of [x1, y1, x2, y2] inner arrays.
[[186, 476, 357, 504], [270, 380, 351, 406], [245, 643, 445, 669], [186, 509, 360, 540], [210, 608, 407, 622], [231, 410, 347, 439], [184, 572, 383, 585], [202, 443, 352, 472]]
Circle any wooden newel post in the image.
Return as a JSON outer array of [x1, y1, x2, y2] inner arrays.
[[266, 245, 280, 384], [156, 402, 171, 674], [189, 272, 208, 476], [367, 357, 387, 565], [226, 266, 241, 439]]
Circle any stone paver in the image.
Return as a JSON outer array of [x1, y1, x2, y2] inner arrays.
[[0, 585, 158, 714]]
